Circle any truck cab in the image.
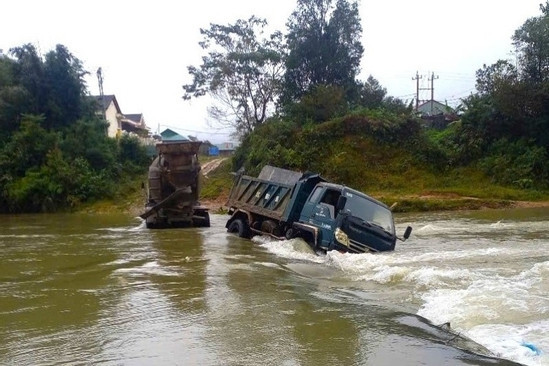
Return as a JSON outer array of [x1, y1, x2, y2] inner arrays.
[[298, 183, 401, 253]]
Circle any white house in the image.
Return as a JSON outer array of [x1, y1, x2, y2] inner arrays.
[[93, 95, 151, 141], [94, 94, 122, 138], [417, 100, 454, 117]]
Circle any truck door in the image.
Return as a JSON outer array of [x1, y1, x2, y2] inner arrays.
[[308, 188, 341, 247]]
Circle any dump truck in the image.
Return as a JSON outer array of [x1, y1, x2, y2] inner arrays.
[[140, 140, 210, 228], [225, 165, 411, 253]]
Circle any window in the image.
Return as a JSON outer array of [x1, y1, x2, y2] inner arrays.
[[320, 189, 341, 207], [319, 189, 341, 218], [309, 187, 323, 203]]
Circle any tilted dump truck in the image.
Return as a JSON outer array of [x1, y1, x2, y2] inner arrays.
[[225, 165, 411, 253], [140, 140, 210, 228]]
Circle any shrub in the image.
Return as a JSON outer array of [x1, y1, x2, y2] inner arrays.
[[480, 139, 549, 188]]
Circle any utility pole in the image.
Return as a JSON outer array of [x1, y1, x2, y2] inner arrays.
[[96, 67, 106, 120], [428, 72, 439, 113], [412, 71, 422, 111]]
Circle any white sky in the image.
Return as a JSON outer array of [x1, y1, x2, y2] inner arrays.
[[1, 0, 544, 143]]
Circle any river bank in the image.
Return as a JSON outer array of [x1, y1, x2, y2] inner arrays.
[[78, 189, 549, 218], [77, 158, 549, 216]]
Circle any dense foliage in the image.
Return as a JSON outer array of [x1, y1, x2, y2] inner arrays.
[[232, 110, 439, 192], [0, 44, 149, 213], [437, 2, 549, 189], [231, 1, 549, 193]]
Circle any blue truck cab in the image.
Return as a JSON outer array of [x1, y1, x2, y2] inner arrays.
[[225, 165, 411, 254], [296, 183, 399, 252]]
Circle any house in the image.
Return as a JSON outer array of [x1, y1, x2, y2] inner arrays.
[[416, 100, 458, 129], [417, 100, 454, 116], [198, 140, 214, 155], [216, 142, 238, 156], [93, 95, 151, 140], [160, 128, 189, 142], [122, 113, 149, 138], [93, 94, 122, 138]]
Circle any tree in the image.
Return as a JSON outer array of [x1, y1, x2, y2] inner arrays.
[[286, 84, 347, 123], [512, 2, 549, 83], [0, 55, 28, 141], [357, 75, 387, 109], [183, 16, 284, 139], [9, 43, 88, 130], [475, 60, 518, 95], [60, 117, 117, 173], [283, 0, 363, 103], [9, 44, 46, 116], [381, 96, 413, 115], [0, 114, 59, 177], [43, 44, 88, 129]]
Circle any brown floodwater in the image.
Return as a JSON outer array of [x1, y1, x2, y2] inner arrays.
[[1, 208, 548, 365]]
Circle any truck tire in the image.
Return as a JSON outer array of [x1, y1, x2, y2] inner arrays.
[[227, 218, 249, 238], [302, 232, 317, 250], [203, 213, 211, 228], [285, 228, 295, 240], [193, 212, 210, 227]]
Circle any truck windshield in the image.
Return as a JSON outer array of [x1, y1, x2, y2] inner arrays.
[[344, 194, 394, 234]]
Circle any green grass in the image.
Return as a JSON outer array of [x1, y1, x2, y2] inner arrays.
[[77, 172, 148, 214], [78, 141, 549, 215], [200, 161, 233, 200]]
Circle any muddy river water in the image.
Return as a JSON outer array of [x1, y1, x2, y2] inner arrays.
[[1, 208, 548, 365]]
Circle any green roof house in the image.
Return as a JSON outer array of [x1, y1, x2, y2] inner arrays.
[[160, 128, 189, 142]]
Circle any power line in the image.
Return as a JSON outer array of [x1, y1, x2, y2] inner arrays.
[[395, 93, 416, 99], [159, 124, 233, 136]]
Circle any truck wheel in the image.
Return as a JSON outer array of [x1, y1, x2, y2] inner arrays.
[[302, 232, 317, 250], [193, 212, 210, 227], [203, 213, 210, 228], [285, 228, 295, 240], [227, 218, 249, 238]]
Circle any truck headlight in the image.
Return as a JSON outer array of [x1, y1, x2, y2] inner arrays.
[[335, 228, 350, 247]]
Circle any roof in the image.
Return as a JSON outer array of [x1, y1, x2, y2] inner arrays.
[[124, 113, 143, 123], [216, 142, 239, 151], [160, 128, 188, 141], [92, 94, 121, 114], [417, 100, 454, 116]]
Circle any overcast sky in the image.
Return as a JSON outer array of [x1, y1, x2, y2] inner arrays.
[[1, 0, 544, 142]]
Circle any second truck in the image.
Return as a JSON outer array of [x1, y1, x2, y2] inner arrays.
[[140, 140, 210, 228], [225, 165, 411, 253]]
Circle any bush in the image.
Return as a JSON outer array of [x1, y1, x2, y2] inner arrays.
[[480, 139, 549, 188], [231, 109, 437, 192], [4, 149, 112, 212], [118, 133, 150, 173]]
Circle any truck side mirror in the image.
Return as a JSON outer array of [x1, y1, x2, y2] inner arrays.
[[403, 226, 412, 240], [336, 195, 347, 212]]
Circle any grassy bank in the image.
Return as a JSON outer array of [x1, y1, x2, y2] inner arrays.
[[78, 155, 549, 215], [77, 173, 148, 216], [199, 159, 549, 213]]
